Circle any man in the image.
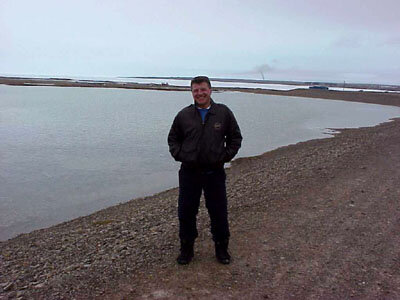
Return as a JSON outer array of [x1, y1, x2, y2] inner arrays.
[[167, 76, 242, 265]]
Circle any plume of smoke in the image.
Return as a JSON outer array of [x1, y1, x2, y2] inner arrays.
[[254, 64, 273, 80]]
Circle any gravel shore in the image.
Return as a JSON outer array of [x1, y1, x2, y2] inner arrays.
[[1, 91, 400, 299]]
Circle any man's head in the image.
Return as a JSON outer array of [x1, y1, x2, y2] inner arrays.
[[191, 76, 212, 108]]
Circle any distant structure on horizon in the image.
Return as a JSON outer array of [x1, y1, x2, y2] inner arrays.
[[309, 85, 329, 90]]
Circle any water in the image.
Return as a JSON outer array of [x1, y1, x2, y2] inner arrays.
[[1, 85, 399, 240]]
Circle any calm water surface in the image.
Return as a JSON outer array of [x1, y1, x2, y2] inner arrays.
[[1, 85, 399, 240]]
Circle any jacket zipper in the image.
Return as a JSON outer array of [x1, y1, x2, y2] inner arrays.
[[195, 107, 210, 160]]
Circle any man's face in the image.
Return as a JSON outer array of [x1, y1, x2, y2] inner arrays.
[[191, 82, 212, 108]]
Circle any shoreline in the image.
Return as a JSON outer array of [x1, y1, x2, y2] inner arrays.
[[1, 84, 400, 298], [1, 75, 400, 108], [1, 85, 399, 241]]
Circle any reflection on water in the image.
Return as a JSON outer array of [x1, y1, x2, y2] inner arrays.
[[1, 85, 399, 240]]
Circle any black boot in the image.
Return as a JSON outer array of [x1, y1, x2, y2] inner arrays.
[[215, 239, 231, 264], [177, 240, 194, 265]]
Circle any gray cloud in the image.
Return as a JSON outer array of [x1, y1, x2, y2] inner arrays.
[[332, 36, 364, 48], [1, 0, 399, 84], [267, 0, 400, 32], [384, 37, 400, 46]]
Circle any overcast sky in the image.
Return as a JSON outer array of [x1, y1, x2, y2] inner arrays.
[[1, 0, 399, 84]]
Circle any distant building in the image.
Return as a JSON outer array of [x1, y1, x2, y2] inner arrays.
[[309, 85, 329, 90]]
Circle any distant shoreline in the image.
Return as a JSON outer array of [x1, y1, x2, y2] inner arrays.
[[1, 75, 400, 108], [2, 75, 399, 91]]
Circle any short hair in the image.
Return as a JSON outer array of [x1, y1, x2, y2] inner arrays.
[[191, 76, 211, 89]]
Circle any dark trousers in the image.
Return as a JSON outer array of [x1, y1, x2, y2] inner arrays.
[[178, 166, 230, 243]]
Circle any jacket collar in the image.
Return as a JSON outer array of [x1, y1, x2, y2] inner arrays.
[[192, 99, 216, 115]]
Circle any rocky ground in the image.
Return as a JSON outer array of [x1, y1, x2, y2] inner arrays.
[[1, 92, 400, 299]]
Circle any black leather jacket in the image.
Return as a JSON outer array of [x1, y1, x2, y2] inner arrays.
[[168, 99, 242, 170]]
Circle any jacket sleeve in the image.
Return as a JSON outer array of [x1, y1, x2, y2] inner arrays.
[[167, 114, 183, 161], [224, 108, 242, 162]]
